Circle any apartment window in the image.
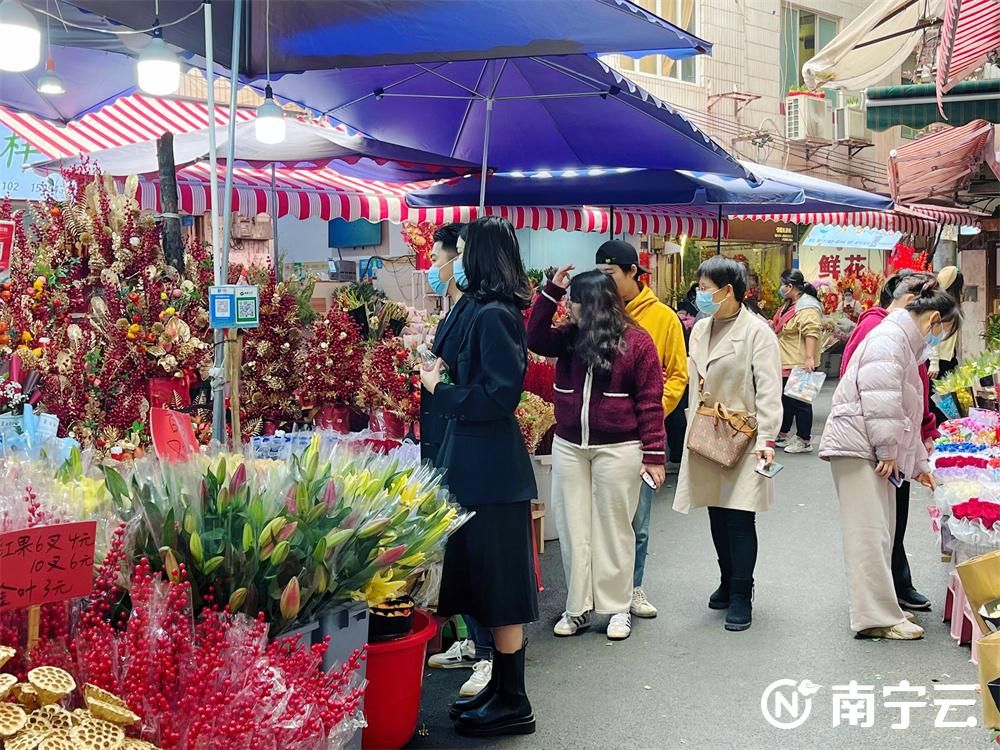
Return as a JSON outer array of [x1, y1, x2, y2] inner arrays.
[[780, 6, 838, 93], [618, 0, 699, 83]]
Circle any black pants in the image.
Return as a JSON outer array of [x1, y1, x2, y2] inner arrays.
[[665, 386, 688, 464], [892, 481, 917, 594], [708, 507, 758, 582], [780, 377, 813, 441]]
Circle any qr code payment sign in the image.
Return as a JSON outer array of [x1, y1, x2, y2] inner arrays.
[[237, 299, 256, 320]]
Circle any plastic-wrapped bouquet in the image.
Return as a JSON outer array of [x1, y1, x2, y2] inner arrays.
[[109, 437, 469, 632], [515, 392, 556, 454]]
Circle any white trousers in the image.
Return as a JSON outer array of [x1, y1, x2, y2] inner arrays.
[[552, 436, 643, 616], [830, 457, 908, 632]]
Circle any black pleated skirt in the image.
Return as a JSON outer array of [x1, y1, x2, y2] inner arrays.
[[436, 501, 539, 628]]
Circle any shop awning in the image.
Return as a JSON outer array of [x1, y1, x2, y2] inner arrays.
[[803, 0, 943, 92], [888, 118, 995, 201], [732, 203, 982, 236], [866, 78, 1000, 130], [937, 0, 1000, 112]]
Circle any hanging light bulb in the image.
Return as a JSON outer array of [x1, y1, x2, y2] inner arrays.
[[0, 0, 41, 72], [37, 56, 64, 95], [255, 85, 285, 144], [137, 28, 180, 96]]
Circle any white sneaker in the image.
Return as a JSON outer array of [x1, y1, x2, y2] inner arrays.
[[459, 660, 492, 697], [630, 587, 658, 619], [775, 434, 789, 448], [856, 620, 925, 640], [607, 612, 632, 641], [553, 611, 592, 637], [783, 436, 813, 454], [427, 639, 477, 669]]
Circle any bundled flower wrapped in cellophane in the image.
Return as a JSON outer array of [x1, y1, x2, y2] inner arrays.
[[107, 436, 471, 634], [515, 391, 556, 454]]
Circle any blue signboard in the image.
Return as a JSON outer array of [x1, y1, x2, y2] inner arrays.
[[802, 224, 902, 250], [0, 123, 64, 202]]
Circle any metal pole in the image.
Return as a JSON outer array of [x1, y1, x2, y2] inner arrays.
[[609, 205, 615, 240], [478, 97, 493, 213], [212, 0, 243, 444], [271, 162, 280, 279], [203, 0, 221, 281], [715, 204, 723, 255]]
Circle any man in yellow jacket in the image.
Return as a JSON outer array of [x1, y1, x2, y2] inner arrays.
[[597, 240, 688, 619]]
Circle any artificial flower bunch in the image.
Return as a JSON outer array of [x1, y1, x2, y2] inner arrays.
[[69, 538, 366, 750], [0, 166, 214, 451], [888, 242, 930, 273], [515, 391, 556, 454], [400, 220, 437, 271], [0, 352, 41, 416], [951, 499, 1000, 530], [357, 336, 420, 424], [295, 309, 365, 412], [107, 437, 466, 632]]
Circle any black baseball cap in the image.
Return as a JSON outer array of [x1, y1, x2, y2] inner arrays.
[[596, 239, 649, 275]]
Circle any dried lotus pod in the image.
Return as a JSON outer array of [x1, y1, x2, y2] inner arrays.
[[27, 667, 76, 705], [83, 684, 129, 711], [39, 730, 75, 750], [0, 671, 17, 699], [69, 718, 125, 750], [13, 683, 41, 711], [0, 702, 28, 738], [86, 698, 139, 727], [0, 645, 14, 669], [21, 711, 52, 734], [71, 708, 92, 726], [121, 741, 158, 750], [34, 705, 73, 731], [6, 728, 52, 750]]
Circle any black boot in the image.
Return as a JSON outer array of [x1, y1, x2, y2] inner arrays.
[[725, 579, 753, 632], [454, 647, 535, 737], [709, 559, 731, 610], [448, 658, 497, 721]]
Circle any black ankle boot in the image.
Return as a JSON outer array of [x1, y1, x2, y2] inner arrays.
[[454, 647, 535, 737], [709, 560, 731, 610], [448, 658, 497, 721], [725, 579, 753, 632]]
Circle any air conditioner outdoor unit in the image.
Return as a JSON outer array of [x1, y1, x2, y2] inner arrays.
[[834, 107, 868, 142], [785, 94, 832, 141]]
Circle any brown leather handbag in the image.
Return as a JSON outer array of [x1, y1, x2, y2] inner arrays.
[[686, 394, 758, 469]]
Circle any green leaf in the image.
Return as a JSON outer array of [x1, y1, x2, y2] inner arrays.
[[102, 466, 129, 505]]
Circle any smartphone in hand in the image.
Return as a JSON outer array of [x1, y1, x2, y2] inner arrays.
[[641, 471, 657, 490], [755, 459, 784, 479], [887, 472, 906, 488]]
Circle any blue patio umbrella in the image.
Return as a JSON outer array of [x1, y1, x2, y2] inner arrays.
[[49, 0, 710, 77], [738, 161, 893, 212], [406, 168, 806, 212]]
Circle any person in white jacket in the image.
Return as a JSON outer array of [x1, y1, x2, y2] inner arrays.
[[819, 280, 961, 640]]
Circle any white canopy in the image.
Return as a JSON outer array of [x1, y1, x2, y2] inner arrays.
[[803, 0, 944, 91]]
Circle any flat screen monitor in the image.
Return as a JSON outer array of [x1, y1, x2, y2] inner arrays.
[[328, 218, 382, 248]]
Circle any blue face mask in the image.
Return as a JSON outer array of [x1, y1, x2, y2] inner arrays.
[[777, 285, 787, 299], [695, 289, 723, 316], [925, 319, 945, 348], [427, 263, 449, 296], [453, 256, 468, 289]]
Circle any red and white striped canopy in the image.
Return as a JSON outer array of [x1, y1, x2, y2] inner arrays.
[[937, 0, 1000, 114], [887, 118, 994, 203], [732, 202, 981, 236], [0, 94, 725, 238]]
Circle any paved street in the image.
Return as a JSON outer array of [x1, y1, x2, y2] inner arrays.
[[409, 390, 993, 749]]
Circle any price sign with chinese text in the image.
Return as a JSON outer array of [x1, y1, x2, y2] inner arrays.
[[0, 521, 97, 612]]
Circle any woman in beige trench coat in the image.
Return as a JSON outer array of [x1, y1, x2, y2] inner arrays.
[[674, 256, 783, 632]]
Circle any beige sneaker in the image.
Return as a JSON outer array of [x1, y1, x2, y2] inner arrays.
[[459, 660, 492, 697], [856, 620, 924, 640], [630, 587, 658, 618]]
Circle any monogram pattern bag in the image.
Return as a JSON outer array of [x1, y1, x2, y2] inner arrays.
[[686, 396, 758, 468]]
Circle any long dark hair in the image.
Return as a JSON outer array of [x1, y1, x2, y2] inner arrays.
[[781, 269, 818, 300], [904, 278, 963, 336], [567, 270, 631, 376], [879, 270, 936, 308], [460, 217, 533, 309]]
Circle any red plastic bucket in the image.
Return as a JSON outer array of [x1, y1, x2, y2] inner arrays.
[[362, 609, 438, 750]]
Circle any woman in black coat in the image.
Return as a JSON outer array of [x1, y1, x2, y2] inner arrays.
[[420, 217, 538, 738]]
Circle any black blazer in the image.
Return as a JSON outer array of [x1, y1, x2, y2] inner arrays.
[[420, 296, 475, 465], [432, 298, 537, 507]]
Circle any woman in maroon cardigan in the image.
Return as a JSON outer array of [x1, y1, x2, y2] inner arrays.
[[527, 267, 665, 642], [840, 269, 937, 612]]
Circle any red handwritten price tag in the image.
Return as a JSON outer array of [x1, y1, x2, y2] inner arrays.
[[0, 219, 13, 272], [0, 521, 97, 612], [150, 407, 199, 463]]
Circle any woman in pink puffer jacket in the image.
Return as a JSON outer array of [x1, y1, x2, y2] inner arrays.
[[819, 281, 961, 641]]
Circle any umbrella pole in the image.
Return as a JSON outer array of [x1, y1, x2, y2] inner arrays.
[[212, 0, 244, 445], [478, 97, 494, 214], [715, 205, 723, 255], [610, 205, 615, 240], [204, 0, 222, 282], [271, 162, 280, 280]]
